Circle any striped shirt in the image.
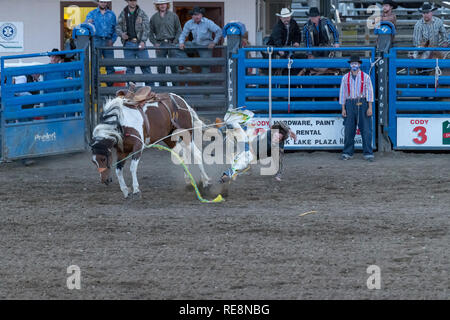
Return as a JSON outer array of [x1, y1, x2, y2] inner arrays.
[[339, 71, 374, 105], [413, 17, 448, 47]]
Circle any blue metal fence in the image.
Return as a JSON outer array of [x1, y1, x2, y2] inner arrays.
[[387, 47, 450, 149], [235, 47, 377, 150], [0, 49, 87, 161]]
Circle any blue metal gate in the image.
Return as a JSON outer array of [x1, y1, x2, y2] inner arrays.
[[387, 47, 450, 149], [236, 47, 376, 150], [0, 50, 87, 161]]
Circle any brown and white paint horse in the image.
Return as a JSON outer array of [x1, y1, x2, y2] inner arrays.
[[91, 92, 211, 198]]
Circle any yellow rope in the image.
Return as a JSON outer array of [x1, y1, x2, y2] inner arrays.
[[149, 144, 224, 204]]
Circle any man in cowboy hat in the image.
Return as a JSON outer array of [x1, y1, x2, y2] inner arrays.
[[178, 6, 222, 75], [267, 8, 301, 57], [303, 7, 339, 58], [413, 3, 448, 48], [149, 0, 183, 86], [85, 0, 117, 86], [380, 0, 398, 27], [116, 0, 153, 86], [339, 55, 374, 162]]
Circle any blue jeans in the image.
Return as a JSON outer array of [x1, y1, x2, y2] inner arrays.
[[123, 41, 153, 86], [155, 42, 183, 86], [181, 41, 213, 74], [342, 99, 373, 157], [93, 37, 115, 75]]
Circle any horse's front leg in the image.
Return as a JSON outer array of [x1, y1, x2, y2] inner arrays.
[[116, 153, 129, 198], [130, 156, 141, 197]]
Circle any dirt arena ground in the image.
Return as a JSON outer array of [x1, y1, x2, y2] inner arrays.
[[0, 149, 448, 299]]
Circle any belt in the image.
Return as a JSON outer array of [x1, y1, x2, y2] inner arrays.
[[159, 39, 174, 43], [129, 38, 138, 43], [347, 98, 366, 101]]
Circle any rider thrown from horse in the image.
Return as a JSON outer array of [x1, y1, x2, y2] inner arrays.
[[216, 109, 297, 183]]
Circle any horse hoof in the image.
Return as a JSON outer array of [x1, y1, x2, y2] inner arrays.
[[132, 192, 142, 200], [202, 180, 212, 189]]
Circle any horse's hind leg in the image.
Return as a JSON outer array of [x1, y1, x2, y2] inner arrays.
[[167, 138, 192, 185], [130, 157, 141, 197], [189, 142, 211, 187], [116, 153, 129, 198]]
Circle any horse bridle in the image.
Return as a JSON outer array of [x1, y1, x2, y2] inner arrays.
[[91, 140, 113, 172]]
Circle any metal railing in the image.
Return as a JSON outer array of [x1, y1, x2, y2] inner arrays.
[[94, 45, 228, 117]]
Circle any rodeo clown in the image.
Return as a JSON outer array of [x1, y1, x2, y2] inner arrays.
[[216, 109, 297, 183]]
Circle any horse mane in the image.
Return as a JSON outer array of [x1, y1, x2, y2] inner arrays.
[[92, 97, 124, 151]]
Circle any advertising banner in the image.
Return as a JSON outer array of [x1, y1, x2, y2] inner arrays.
[[397, 117, 450, 148], [250, 117, 366, 149]]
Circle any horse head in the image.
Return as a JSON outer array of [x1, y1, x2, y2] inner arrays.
[[90, 138, 115, 185]]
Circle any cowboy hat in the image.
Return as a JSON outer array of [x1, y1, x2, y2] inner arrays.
[[154, 0, 171, 4], [276, 8, 294, 18], [381, 0, 398, 9], [419, 3, 438, 13], [306, 7, 321, 17], [348, 55, 362, 64], [189, 6, 205, 15]]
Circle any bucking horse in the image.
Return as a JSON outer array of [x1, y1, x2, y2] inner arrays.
[[90, 84, 211, 199]]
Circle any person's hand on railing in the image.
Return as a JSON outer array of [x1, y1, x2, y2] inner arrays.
[[179, 43, 185, 50], [139, 41, 145, 50], [121, 34, 129, 41], [293, 42, 300, 47], [208, 42, 216, 49], [333, 43, 340, 48]]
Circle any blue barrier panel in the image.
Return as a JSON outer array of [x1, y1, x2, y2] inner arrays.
[[236, 47, 376, 150], [387, 47, 450, 149], [0, 49, 86, 161]]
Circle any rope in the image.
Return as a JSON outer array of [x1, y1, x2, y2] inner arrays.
[[435, 58, 442, 92], [151, 144, 223, 204], [369, 57, 382, 77], [287, 58, 293, 114], [267, 47, 273, 126]]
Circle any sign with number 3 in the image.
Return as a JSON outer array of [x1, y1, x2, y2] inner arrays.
[[397, 118, 450, 148]]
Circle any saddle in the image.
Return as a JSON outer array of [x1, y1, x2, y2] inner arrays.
[[115, 83, 181, 139]]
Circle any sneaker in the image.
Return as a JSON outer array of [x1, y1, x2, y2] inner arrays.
[[365, 156, 374, 162], [341, 154, 352, 160]]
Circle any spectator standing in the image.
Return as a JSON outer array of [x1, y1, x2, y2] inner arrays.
[[339, 55, 374, 162], [267, 8, 301, 57], [413, 3, 448, 48], [116, 0, 153, 86], [85, 0, 117, 85], [380, 0, 398, 27], [303, 7, 339, 58], [149, 0, 183, 86], [178, 6, 222, 75]]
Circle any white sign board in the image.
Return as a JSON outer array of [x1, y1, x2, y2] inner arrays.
[[249, 117, 364, 148], [397, 117, 450, 148], [0, 22, 24, 52]]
